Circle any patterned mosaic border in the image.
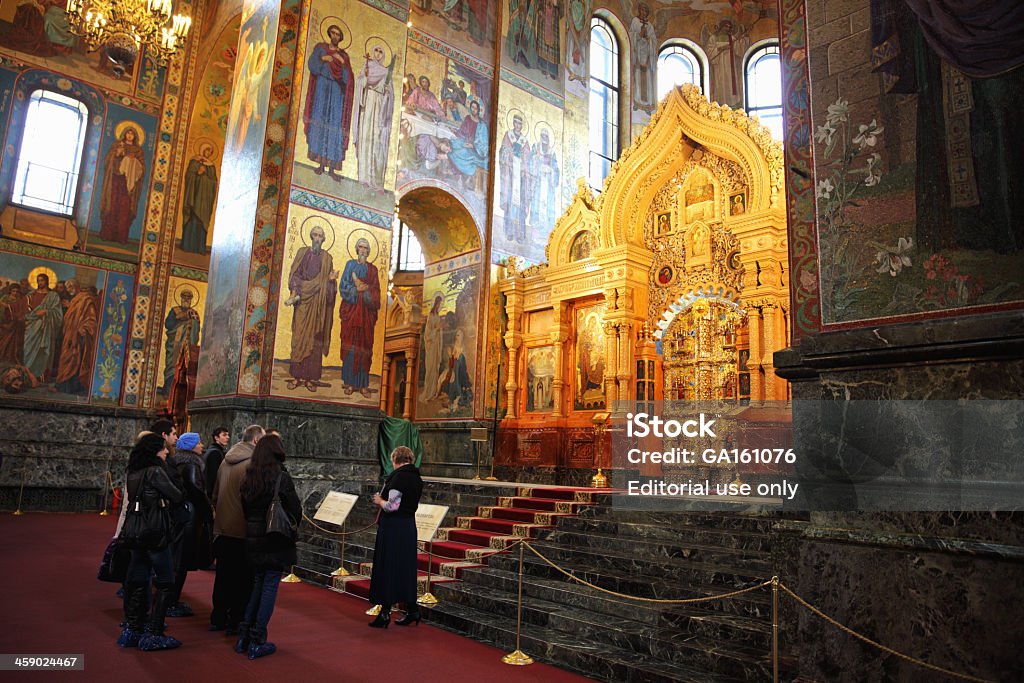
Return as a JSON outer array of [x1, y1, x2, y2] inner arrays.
[[0, 56, 163, 115], [236, 0, 303, 396], [0, 238, 136, 273], [499, 68, 564, 108], [289, 188, 394, 229], [780, 0, 820, 340], [120, 0, 196, 407], [362, 0, 409, 22], [424, 250, 482, 278], [410, 28, 495, 76], [170, 264, 208, 282]]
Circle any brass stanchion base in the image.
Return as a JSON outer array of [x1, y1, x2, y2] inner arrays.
[[366, 604, 382, 616], [280, 573, 301, 583], [12, 509, 23, 516], [501, 650, 534, 666], [590, 468, 609, 488], [484, 476, 498, 481], [417, 592, 439, 607], [99, 510, 110, 516], [471, 475, 482, 480], [331, 566, 350, 577]]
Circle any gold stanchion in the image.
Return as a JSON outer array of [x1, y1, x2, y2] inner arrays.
[[281, 566, 301, 583], [472, 441, 482, 481], [99, 471, 112, 516], [12, 467, 27, 516], [484, 365, 500, 481], [772, 576, 779, 683], [417, 539, 439, 606], [331, 521, 350, 577], [365, 604, 382, 616], [501, 541, 533, 666]]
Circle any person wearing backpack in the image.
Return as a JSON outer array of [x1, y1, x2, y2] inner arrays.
[[118, 433, 185, 651]]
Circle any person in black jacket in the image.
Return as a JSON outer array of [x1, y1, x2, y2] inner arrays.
[[368, 446, 423, 628], [235, 434, 301, 659], [167, 432, 213, 617], [202, 426, 230, 499], [118, 433, 185, 651]]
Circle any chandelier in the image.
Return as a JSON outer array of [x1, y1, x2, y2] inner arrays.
[[65, 0, 192, 78]]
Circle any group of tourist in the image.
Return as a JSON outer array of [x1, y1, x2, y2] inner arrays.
[[111, 419, 424, 656]]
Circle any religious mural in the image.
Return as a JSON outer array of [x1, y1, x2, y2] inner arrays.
[[197, 0, 280, 398], [0, 1, 166, 100], [629, 3, 658, 115], [0, 249, 130, 402], [492, 82, 563, 263], [572, 302, 604, 410], [809, 0, 1024, 325], [154, 276, 205, 407], [417, 264, 478, 419], [397, 40, 492, 234], [173, 16, 241, 269], [86, 108, 157, 262], [409, 0, 497, 63], [292, 0, 406, 213], [525, 344, 554, 412], [562, 0, 589, 91], [271, 204, 389, 405], [502, 0, 563, 96]]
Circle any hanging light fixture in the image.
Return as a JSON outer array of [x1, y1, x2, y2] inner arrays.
[[64, 0, 192, 78]]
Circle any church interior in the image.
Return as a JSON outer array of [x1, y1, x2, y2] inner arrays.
[[0, 0, 1022, 679]]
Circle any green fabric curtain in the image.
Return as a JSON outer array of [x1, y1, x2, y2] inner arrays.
[[378, 417, 423, 475]]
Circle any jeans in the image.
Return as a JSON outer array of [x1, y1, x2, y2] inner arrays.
[[243, 569, 282, 642]]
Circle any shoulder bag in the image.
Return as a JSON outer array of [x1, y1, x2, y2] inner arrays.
[[266, 472, 297, 542], [119, 468, 172, 550]]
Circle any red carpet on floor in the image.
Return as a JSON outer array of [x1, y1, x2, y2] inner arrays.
[[0, 513, 593, 682]]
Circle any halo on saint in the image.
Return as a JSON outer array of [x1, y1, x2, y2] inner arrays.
[[174, 282, 200, 308], [364, 36, 392, 65], [115, 120, 145, 145], [192, 136, 218, 159], [347, 228, 380, 262], [534, 119, 555, 144], [506, 108, 528, 135], [299, 215, 337, 251], [320, 17, 352, 50], [28, 266, 58, 287]]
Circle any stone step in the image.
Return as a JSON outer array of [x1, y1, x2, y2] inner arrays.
[[424, 599, 749, 683], [580, 506, 788, 534], [537, 527, 772, 571], [453, 564, 772, 649], [556, 515, 775, 553], [432, 579, 771, 680]]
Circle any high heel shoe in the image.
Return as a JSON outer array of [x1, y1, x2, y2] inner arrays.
[[394, 611, 421, 626], [368, 612, 390, 629]]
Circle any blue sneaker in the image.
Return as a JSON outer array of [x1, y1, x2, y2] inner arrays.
[[247, 641, 276, 659], [138, 634, 181, 651], [116, 628, 141, 648]]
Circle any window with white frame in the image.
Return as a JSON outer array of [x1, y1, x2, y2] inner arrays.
[[13, 90, 89, 216], [658, 42, 706, 99], [391, 219, 424, 272], [589, 16, 620, 191], [744, 42, 783, 142]]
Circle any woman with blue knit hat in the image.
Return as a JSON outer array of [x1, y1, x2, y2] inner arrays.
[[168, 431, 213, 617]]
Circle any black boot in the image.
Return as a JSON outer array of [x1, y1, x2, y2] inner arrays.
[[233, 623, 250, 654], [394, 608, 421, 627], [139, 583, 181, 651], [117, 582, 147, 647], [368, 605, 390, 629]]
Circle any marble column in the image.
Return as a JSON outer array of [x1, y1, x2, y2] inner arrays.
[[551, 303, 568, 418], [603, 321, 620, 406], [761, 303, 779, 401], [747, 306, 764, 401], [403, 350, 416, 419], [379, 355, 392, 413]]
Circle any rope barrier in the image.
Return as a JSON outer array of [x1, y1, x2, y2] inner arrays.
[[522, 540, 774, 604], [301, 512, 377, 538], [778, 583, 993, 683]]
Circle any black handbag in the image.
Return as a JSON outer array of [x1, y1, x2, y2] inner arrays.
[[265, 472, 297, 542], [97, 537, 131, 583], [119, 469, 172, 550]]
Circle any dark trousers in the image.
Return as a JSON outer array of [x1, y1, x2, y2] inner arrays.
[[244, 569, 282, 643], [210, 536, 252, 628]]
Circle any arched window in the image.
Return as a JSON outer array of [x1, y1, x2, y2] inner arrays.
[[744, 41, 783, 141], [391, 219, 424, 272], [658, 41, 706, 99], [589, 16, 620, 191], [13, 90, 89, 216]]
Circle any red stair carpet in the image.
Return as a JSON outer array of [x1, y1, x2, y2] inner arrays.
[[0, 512, 591, 682], [338, 487, 606, 600]]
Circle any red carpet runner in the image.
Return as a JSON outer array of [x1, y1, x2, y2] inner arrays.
[[1, 512, 590, 681], [337, 487, 602, 600]]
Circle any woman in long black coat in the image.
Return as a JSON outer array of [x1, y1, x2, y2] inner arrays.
[[368, 446, 423, 628], [236, 434, 301, 659]]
